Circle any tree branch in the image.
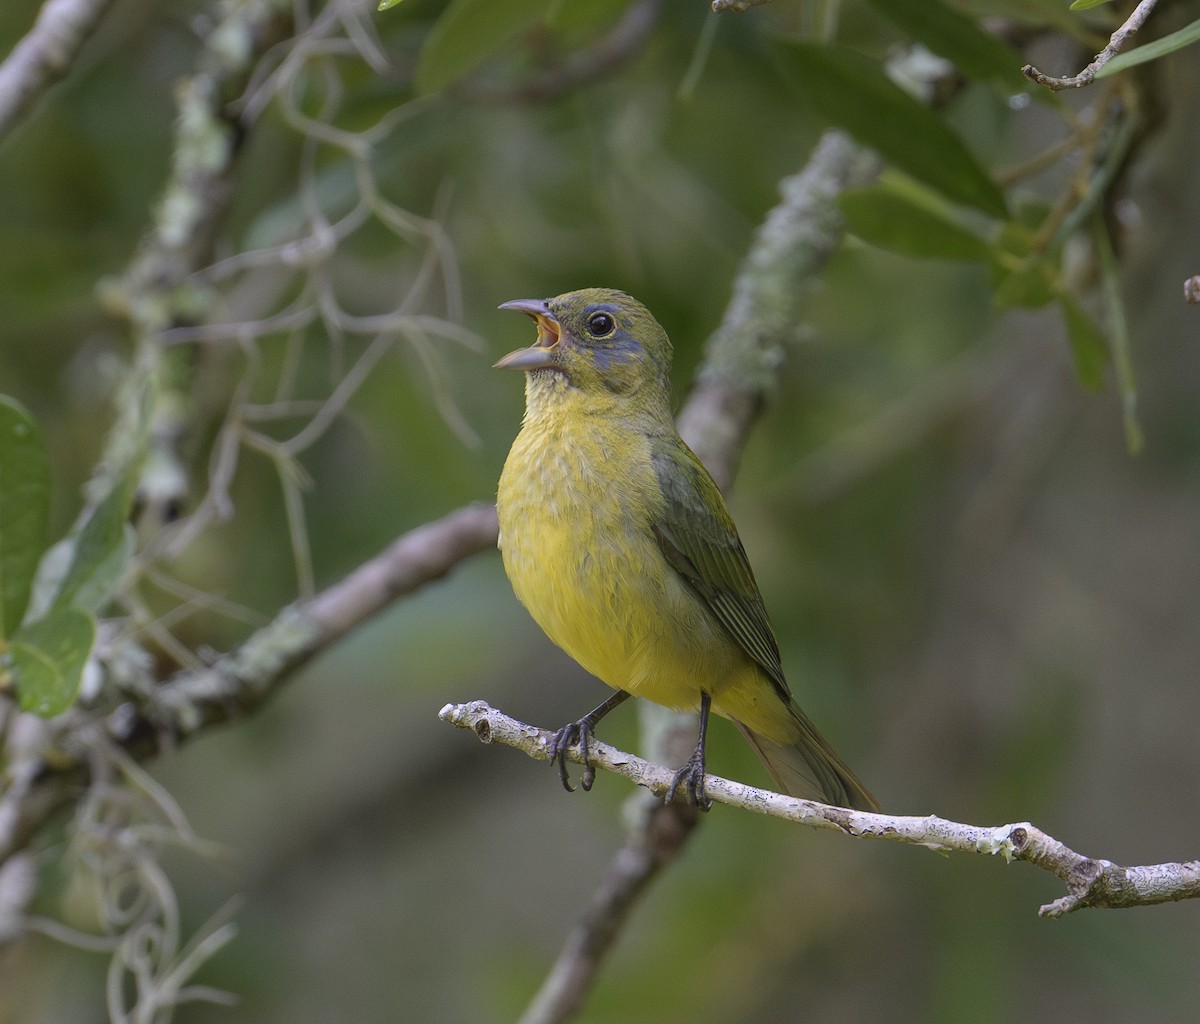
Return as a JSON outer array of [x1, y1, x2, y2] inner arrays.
[[0, 502, 499, 867], [0, 0, 116, 142], [517, 800, 699, 1024], [441, 701, 1200, 919], [679, 129, 877, 485], [1022, 0, 1158, 91]]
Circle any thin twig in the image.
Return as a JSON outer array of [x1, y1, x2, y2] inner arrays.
[[1022, 0, 1158, 91], [441, 701, 1200, 919]]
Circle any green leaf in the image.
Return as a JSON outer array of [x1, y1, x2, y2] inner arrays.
[[378, 0, 404, 10], [11, 607, 96, 717], [0, 397, 51, 640], [1058, 294, 1108, 391], [416, 0, 556, 94], [1092, 213, 1142, 454], [860, 0, 1030, 92], [547, 0, 631, 31], [839, 181, 992, 261], [50, 471, 137, 615], [1096, 18, 1200, 78], [1069, 0, 1114, 10], [773, 41, 1008, 218], [988, 219, 1059, 309]]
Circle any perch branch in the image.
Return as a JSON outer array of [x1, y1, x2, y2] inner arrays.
[[441, 701, 1200, 919], [1022, 0, 1158, 91]]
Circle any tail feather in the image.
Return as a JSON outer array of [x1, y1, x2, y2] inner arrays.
[[734, 709, 878, 811]]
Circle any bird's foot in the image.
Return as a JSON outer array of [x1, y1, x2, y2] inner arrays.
[[666, 751, 712, 811], [547, 719, 597, 793]]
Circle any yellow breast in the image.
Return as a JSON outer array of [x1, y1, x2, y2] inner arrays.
[[496, 389, 739, 713]]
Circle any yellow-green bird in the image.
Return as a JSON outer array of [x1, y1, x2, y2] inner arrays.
[[495, 288, 877, 811]]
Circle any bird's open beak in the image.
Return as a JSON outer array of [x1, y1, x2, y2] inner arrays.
[[494, 299, 562, 371]]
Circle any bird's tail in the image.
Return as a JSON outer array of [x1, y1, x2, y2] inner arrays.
[[734, 703, 878, 811]]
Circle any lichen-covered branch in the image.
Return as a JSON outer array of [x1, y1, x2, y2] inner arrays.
[[678, 129, 876, 485], [0, 0, 117, 141], [139, 502, 499, 739], [0, 502, 498, 867], [1022, 0, 1158, 91], [441, 701, 1200, 918], [93, 0, 292, 520]]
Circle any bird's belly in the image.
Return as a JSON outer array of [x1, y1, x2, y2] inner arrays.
[[498, 434, 738, 713]]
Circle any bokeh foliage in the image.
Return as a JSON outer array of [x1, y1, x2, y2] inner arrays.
[[1, 0, 1200, 1021]]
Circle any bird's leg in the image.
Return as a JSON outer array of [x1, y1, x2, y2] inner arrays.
[[666, 692, 713, 811], [548, 690, 631, 793]]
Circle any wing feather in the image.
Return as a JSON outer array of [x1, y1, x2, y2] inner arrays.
[[649, 440, 790, 699]]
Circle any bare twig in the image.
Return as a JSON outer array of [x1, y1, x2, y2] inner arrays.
[[0, 0, 116, 141], [1022, 0, 1158, 91], [441, 701, 1200, 919]]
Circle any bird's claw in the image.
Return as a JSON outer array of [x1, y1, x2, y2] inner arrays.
[[665, 752, 712, 811], [547, 719, 595, 793]]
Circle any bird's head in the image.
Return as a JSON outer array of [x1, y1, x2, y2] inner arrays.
[[495, 288, 674, 414]]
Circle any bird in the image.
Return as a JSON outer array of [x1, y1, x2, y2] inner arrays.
[[494, 288, 877, 811]]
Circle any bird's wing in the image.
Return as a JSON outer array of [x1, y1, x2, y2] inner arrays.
[[649, 438, 791, 699]]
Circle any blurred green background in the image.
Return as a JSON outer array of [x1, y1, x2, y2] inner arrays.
[[2, 0, 1200, 1021]]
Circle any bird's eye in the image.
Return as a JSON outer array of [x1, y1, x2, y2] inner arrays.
[[587, 311, 616, 338]]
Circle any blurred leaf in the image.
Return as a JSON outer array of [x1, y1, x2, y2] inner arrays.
[[0, 396, 51, 640], [1092, 212, 1142, 453], [1059, 294, 1108, 391], [378, 0, 404, 10], [49, 471, 137, 615], [839, 182, 992, 261], [1069, 0, 1114, 9], [860, 0, 1030, 91], [416, 0, 556, 94], [773, 41, 1008, 218], [547, 0, 631, 30], [989, 220, 1058, 308], [11, 607, 96, 717], [1096, 18, 1200, 78], [993, 261, 1058, 308]]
